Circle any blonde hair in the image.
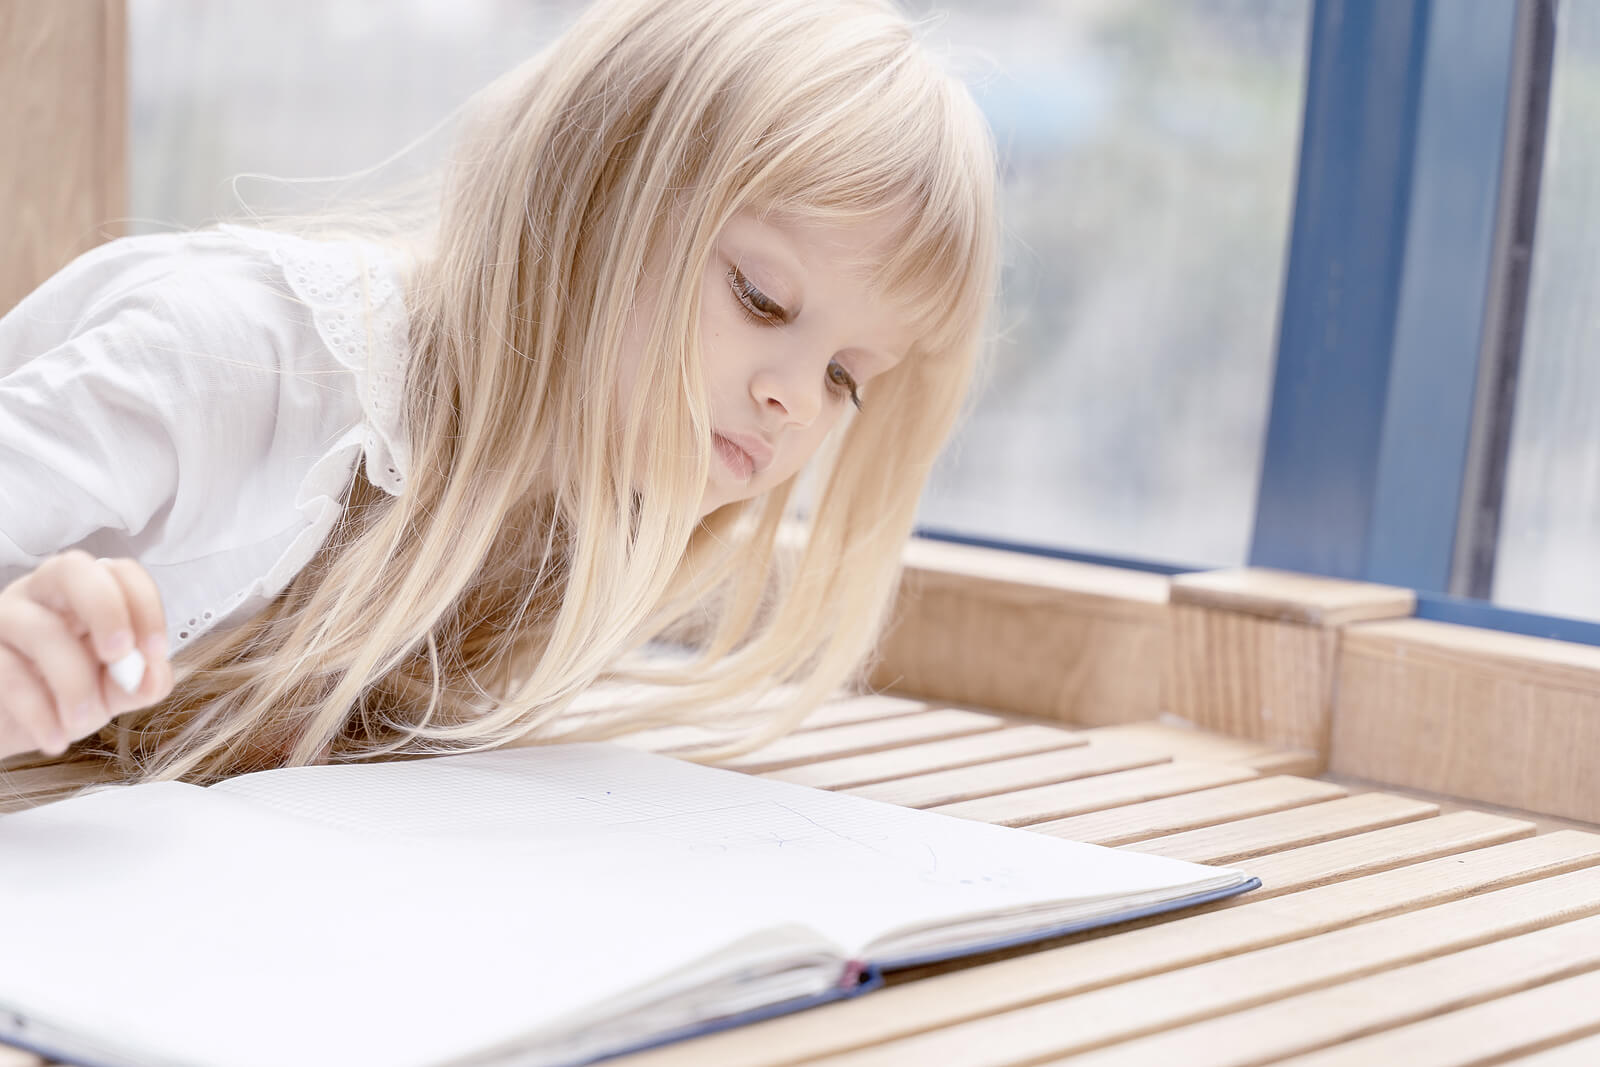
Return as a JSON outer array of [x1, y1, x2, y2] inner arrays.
[[34, 0, 999, 788]]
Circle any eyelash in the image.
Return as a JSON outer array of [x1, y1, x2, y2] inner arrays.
[[727, 266, 863, 411]]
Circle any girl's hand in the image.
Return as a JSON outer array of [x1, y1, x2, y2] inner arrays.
[[0, 551, 173, 761]]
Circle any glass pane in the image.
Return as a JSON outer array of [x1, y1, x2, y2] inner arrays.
[[1498, 0, 1600, 624], [129, 0, 585, 231], [912, 0, 1310, 567]]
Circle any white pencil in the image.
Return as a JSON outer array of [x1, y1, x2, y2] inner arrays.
[[108, 649, 147, 694]]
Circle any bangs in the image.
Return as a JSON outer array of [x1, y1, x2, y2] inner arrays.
[[745, 35, 998, 364]]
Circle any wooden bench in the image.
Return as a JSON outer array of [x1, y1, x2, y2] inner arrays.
[[6, 542, 1600, 1066], [9, 690, 1596, 1066]]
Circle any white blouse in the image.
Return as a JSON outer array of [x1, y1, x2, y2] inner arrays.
[[0, 224, 414, 654]]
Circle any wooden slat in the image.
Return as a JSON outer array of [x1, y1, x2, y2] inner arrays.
[[929, 760, 1259, 827], [788, 693, 936, 731], [1210, 810, 1535, 902], [601, 696, 944, 753], [842, 744, 1168, 809], [608, 833, 1600, 1067], [763, 725, 1084, 790], [1274, 967, 1600, 1067], [573, 694, 935, 754], [1243, 748, 1322, 775], [1032, 776, 1347, 846], [807, 865, 1600, 1067], [686, 708, 1008, 773], [1005, 811, 1541, 948], [1325, 773, 1600, 837], [1507, 1031, 1600, 1065], [1079, 722, 1292, 765], [1054, 912, 1600, 1067], [1125, 793, 1439, 865], [1075, 722, 1324, 774]]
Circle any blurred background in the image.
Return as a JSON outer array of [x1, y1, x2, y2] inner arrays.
[[124, 0, 1596, 625]]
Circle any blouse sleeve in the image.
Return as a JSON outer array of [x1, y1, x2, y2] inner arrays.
[[0, 231, 374, 650], [0, 282, 189, 577]]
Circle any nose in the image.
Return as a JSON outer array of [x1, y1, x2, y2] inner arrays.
[[750, 358, 823, 428]]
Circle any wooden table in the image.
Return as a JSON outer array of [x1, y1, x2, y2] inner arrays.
[[5, 691, 1599, 1066]]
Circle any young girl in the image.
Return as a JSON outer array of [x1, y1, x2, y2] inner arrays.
[[0, 0, 998, 789]]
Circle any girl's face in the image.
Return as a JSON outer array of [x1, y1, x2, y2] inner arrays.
[[620, 208, 918, 518]]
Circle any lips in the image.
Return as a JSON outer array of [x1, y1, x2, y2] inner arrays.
[[712, 431, 772, 481]]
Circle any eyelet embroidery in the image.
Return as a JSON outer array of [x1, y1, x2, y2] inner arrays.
[[172, 225, 416, 655], [222, 223, 412, 496]]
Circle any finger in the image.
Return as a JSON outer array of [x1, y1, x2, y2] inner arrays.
[[95, 557, 171, 704], [0, 627, 76, 755], [0, 595, 108, 737], [0, 711, 43, 763], [18, 550, 139, 669]]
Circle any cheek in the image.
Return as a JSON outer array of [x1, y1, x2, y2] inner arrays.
[[773, 417, 841, 484], [698, 293, 742, 386]]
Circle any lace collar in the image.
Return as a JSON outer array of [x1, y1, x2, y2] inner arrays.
[[219, 223, 413, 496]]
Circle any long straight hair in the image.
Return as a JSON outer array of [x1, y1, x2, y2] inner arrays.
[[26, 0, 999, 788]]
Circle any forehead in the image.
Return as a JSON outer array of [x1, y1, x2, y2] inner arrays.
[[723, 208, 904, 286]]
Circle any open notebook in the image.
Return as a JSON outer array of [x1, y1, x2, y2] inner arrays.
[[0, 742, 1257, 1067]]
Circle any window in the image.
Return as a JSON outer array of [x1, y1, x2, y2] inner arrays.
[[912, 0, 1312, 568], [129, 0, 1596, 636], [1497, 1, 1600, 623]]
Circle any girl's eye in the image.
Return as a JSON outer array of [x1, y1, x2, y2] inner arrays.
[[827, 360, 863, 411], [728, 266, 862, 411], [728, 267, 785, 323]]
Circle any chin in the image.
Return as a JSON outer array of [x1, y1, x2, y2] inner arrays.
[[697, 491, 730, 520], [698, 486, 753, 520]]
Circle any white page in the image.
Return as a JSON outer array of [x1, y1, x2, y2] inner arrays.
[[0, 779, 842, 1067], [207, 744, 1248, 954]]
